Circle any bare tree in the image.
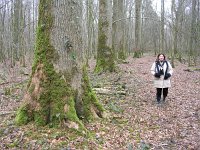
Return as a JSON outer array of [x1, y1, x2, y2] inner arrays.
[[170, 0, 176, 68], [142, 0, 160, 54], [134, 0, 142, 57], [86, 0, 95, 60], [160, 0, 165, 52], [189, 0, 197, 66], [0, 0, 6, 61], [113, 0, 126, 60], [11, 0, 23, 66], [95, 0, 115, 72]]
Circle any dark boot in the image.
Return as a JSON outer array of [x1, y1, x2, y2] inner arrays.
[[163, 88, 168, 102], [157, 95, 161, 104], [156, 88, 162, 104], [163, 96, 167, 102]]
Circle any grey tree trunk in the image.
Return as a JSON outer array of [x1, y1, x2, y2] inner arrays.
[[171, 0, 176, 68], [0, 2, 6, 61], [189, 0, 197, 66], [95, 0, 115, 72], [112, 0, 126, 60], [160, 0, 165, 53], [86, 0, 95, 60], [134, 0, 142, 58], [12, 0, 23, 62], [197, 0, 200, 58], [15, 0, 104, 130]]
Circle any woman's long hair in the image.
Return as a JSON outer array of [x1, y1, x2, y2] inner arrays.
[[156, 53, 166, 62]]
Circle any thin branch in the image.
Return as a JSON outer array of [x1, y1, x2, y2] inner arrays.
[[112, 16, 161, 24], [0, 111, 16, 116]]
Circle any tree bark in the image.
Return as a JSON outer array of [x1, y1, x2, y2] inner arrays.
[[134, 0, 142, 58], [95, 0, 115, 72], [15, 0, 104, 130], [0, 3, 6, 61], [160, 0, 165, 53], [189, 0, 197, 66], [171, 0, 176, 68], [113, 0, 126, 60]]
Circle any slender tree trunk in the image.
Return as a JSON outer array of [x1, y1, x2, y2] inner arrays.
[[197, 0, 200, 57], [127, 2, 133, 55], [134, 0, 142, 58], [176, 0, 185, 62], [95, 0, 115, 72], [171, 0, 175, 68], [160, 0, 165, 53], [19, 1, 26, 67], [189, 0, 197, 66], [0, 5, 6, 61], [113, 0, 126, 60], [86, 0, 95, 66]]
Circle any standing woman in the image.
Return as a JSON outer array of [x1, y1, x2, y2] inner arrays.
[[151, 54, 173, 103]]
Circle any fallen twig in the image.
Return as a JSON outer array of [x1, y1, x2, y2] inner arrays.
[[0, 111, 16, 116]]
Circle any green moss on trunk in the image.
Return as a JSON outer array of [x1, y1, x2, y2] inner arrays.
[[95, 15, 115, 73], [16, 0, 104, 132], [82, 66, 104, 121], [133, 51, 143, 58], [15, 0, 81, 128], [118, 48, 126, 60], [15, 105, 29, 125]]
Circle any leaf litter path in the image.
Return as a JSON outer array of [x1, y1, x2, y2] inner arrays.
[[0, 55, 199, 149], [88, 55, 200, 149]]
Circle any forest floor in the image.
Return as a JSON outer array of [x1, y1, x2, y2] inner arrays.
[[0, 54, 200, 149]]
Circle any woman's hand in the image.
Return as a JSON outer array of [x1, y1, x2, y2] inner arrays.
[[154, 73, 161, 78], [164, 73, 171, 80]]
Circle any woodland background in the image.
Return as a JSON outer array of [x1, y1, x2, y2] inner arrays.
[[0, 0, 200, 149], [0, 0, 199, 65]]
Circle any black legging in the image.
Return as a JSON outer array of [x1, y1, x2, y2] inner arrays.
[[156, 88, 168, 98]]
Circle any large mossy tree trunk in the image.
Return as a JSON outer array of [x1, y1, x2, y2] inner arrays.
[[15, 0, 104, 130], [95, 0, 115, 73]]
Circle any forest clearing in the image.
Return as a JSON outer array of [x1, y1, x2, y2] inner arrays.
[[0, 54, 199, 149]]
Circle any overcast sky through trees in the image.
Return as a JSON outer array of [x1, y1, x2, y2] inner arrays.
[[152, 0, 171, 14]]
